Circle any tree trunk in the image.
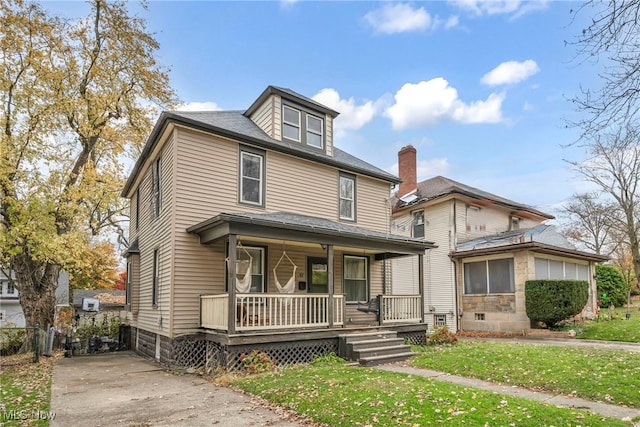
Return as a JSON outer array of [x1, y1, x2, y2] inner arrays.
[[11, 253, 60, 329]]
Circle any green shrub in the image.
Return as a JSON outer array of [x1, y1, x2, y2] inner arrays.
[[75, 313, 122, 340], [240, 350, 275, 374], [0, 323, 26, 356], [596, 264, 629, 307], [427, 325, 457, 346], [310, 352, 346, 366], [525, 280, 589, 328]]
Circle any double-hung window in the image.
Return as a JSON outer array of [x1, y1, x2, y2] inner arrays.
[[412, 210, 425, 238], [283, 105, 301, 141], [464, 258, 514, 294], [152, 158, 161, 218], [239, 146, 265, 206], [282, 104, 324, 149], [306, 114, 323, 148], [6, 282, 15, 295], [344, 255, 368, 303], [339, 173, 356, 221]]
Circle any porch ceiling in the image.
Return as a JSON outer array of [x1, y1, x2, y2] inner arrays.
[[187, 211, 435, 256]]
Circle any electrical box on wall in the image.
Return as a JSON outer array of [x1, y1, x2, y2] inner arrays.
[[298, 281, 306, 290]]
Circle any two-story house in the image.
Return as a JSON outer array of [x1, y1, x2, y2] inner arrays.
[[390, 146, 607, 332], [0, 270, 70, 327], [122, 86, 434, 369]]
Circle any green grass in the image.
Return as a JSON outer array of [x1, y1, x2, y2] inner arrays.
[[412, 341, 640, 408], [0, 355, 55, 426], [233, 359, 630, 426], [572, 306, 640, 342]]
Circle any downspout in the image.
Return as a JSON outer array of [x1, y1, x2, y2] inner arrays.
[[452, 199, 460, 331]]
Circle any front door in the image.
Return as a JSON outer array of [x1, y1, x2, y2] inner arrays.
[[307, 257, 328, 323]]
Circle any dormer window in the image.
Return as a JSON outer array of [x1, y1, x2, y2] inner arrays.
[[306, 115, 323, 148], [283, 105, 300, 141], [282, 103, 324, 149]]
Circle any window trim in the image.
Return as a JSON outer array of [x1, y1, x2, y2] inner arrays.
[[305, 113, 324, 149], [463, 257, 515, 295], [152, 157, 162, 218], [411, 209, 425, 238], [238, 145, 266, 207], [125, 261, 132, 309], [225, 244, 267, 294], [135, 190, 140, 230], [338, 172, 356, 222], [282, 105, 301, 142], [152, 249, 159, 308], [343, 254, 369, 304]]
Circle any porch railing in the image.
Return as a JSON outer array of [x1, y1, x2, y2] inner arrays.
[[381, 295, 422, 324], [200, 293, 345, 332]]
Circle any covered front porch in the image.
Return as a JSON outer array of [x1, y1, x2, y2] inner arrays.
[[188, 212, 435, 334]]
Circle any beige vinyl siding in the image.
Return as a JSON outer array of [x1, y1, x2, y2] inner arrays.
[[165, 126, 397, 335], [391, 256, 419, 294], [355, 176, 393, 231], [249, 95, 276, 139], [325, 116, 333, 157], [134, 135, 174, 337]]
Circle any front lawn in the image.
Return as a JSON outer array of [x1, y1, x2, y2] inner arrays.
[[412, 341, 640, 408], [572, 306, 640, 342], [233, 358, 630, 426], [0, 355, 55, 426]]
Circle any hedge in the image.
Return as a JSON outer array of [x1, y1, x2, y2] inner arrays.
[[525, 280, 589, 328]]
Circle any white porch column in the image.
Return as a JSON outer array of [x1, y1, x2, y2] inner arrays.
[[418, 252, 425, 324], [227, 234, 237, 334], [327, 244, 334, 328]]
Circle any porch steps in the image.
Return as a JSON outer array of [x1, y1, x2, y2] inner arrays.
[[338, 331, 415, 366]]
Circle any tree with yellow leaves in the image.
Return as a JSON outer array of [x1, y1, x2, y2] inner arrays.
[[0, 0, 176, 328]]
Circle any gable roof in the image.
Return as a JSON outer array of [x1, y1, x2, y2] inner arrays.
[[394, 175, 553, 220], [451, 224, 608, 262], [244, 85, 339, 118], [122, 109, 399, 197]]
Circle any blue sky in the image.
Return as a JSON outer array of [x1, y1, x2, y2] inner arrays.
[[46, 0, 601, 218]]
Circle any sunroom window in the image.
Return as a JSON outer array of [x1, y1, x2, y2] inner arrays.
[[464, 258, 514, 294]]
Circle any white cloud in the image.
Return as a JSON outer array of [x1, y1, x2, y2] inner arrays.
[[175, 101, 221, 111], [450, 0, 548, 18], [312, 88, 377, 133], [385, 78, 504, 129], [280, 0, 298, 9], [364, 3, 432, 34], [444, 15, 459, 29], [481, 60, 539, 86]]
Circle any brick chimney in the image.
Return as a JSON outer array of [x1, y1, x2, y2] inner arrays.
[[398, 145, 417, 197]]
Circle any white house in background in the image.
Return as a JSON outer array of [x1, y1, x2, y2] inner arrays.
[[390, 146, 607, 332], [0, 270, 70, 327]]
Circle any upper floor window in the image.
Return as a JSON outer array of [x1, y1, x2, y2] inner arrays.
[[283, 105, 300, 141], [464, 258, 514, 294], [6, 282, 15, 295], [412, 210, 425, 238], [152, 158, 161, 218], [135, 190, 140, 230], [306, 114, 323, 148], [510, 216, 520, 231], [239, 146, 265, 206], [282, 104, 324, 149], [344, 255, 368, 303], [339, 173, 356, 221]]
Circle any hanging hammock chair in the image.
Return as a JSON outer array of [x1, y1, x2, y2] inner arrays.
[[273, 251, 297, 294], [225, 243, 253, 293]]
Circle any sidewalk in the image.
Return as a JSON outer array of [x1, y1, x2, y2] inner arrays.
[[379, 338, 640, 423]]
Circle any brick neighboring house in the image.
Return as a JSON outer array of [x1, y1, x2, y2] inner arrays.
[[0, 270, 70, 327], [122, 86, 435, 369], [390, 146, 607, 332]]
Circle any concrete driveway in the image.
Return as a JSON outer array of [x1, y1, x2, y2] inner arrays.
[[50, 351, 307, 427]]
